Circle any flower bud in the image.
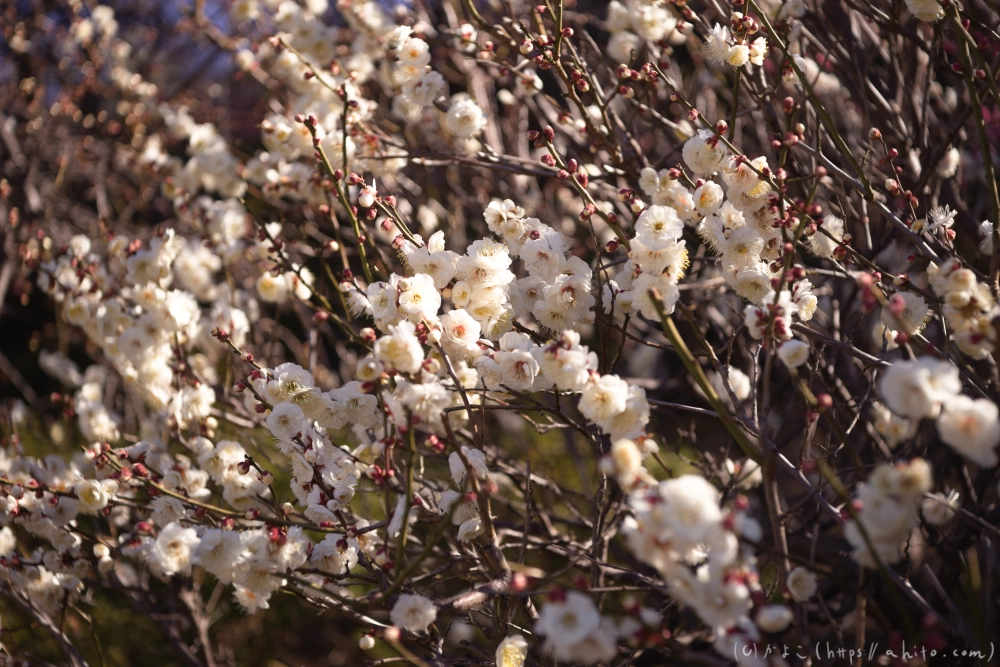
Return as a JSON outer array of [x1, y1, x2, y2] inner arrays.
[[98, 556, 114, 574], [358, 187, 375, 208]]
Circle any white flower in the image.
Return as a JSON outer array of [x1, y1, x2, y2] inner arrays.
[[76, 479, 116, 514], [787, 566, 818, 602], [449, 446, 488, 486], [635, 205, 684, 246], [777, 340, 810, 368], [45, 496, 79, 526], [0, 527, 14, 556], [195, 529, 242, 583], [374, 321, 425, 374], [150, 522, 200, 576], [922, 489, 960, 525], [465, 238, 513, 274], [726, 44, 750, 67], [483, 199, 525, 235], [495, 634, 528, 667], [807, 215, 844, 258], [607, 31, 641, 64], [578, 374, 629, 429], [936, 396, 1000, 467], [266, 401, 306, 443], [703, 24, 730, 64], [905, 0, 944, 21], [755, 605, 793, 632], [397, 273, 441, 321], [606, 0, 631, 30], [879, 358, 961, 420], [233, 585, 270, 613], [150, 496, 186, 526], [937, 147, 960, 178], [870, 401, 917, 449], [358, 181, 377, 208], [748, 36, 767, 66], [693, 181, 724, 216], [727, 366, 752, 401], [683, 130, 728, 174], [844, 460, 931, 567], [732, 262, 774, 305], [926, 205, 958, 233], [880, 292, 929, 334], [390, 593, 437, 633], [980, 221, 994, 257], [497, 348, 539, 391], [311, 533, 359, 575], [603, 438, 653, 491], [439, 309, 482, 362], [403, 71, 447, 107], [535, 340, 596, 391], [68, 234, 92, 258], [256, 271, 289, 303], [446, 97, 487, 139], [535, 591, 603, 657], [720, 458, 762, 488], [397, 37, 431, 68]]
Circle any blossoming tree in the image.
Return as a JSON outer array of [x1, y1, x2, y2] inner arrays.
[[1, 0, 999, 664]]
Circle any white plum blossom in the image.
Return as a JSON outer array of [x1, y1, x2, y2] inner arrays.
[[937, 396, 1000, 467], [446, 97, 487, 138], [149, 523, 200, 576], [787, 567, 818, 602], [495, 634, 528, 667], [390, 593, 437, 633]]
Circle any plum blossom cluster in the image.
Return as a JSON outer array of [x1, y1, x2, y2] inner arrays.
[[880, 358, 1000, 468], [843, 459, 933, 568], [621, 475, 795, 664]]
